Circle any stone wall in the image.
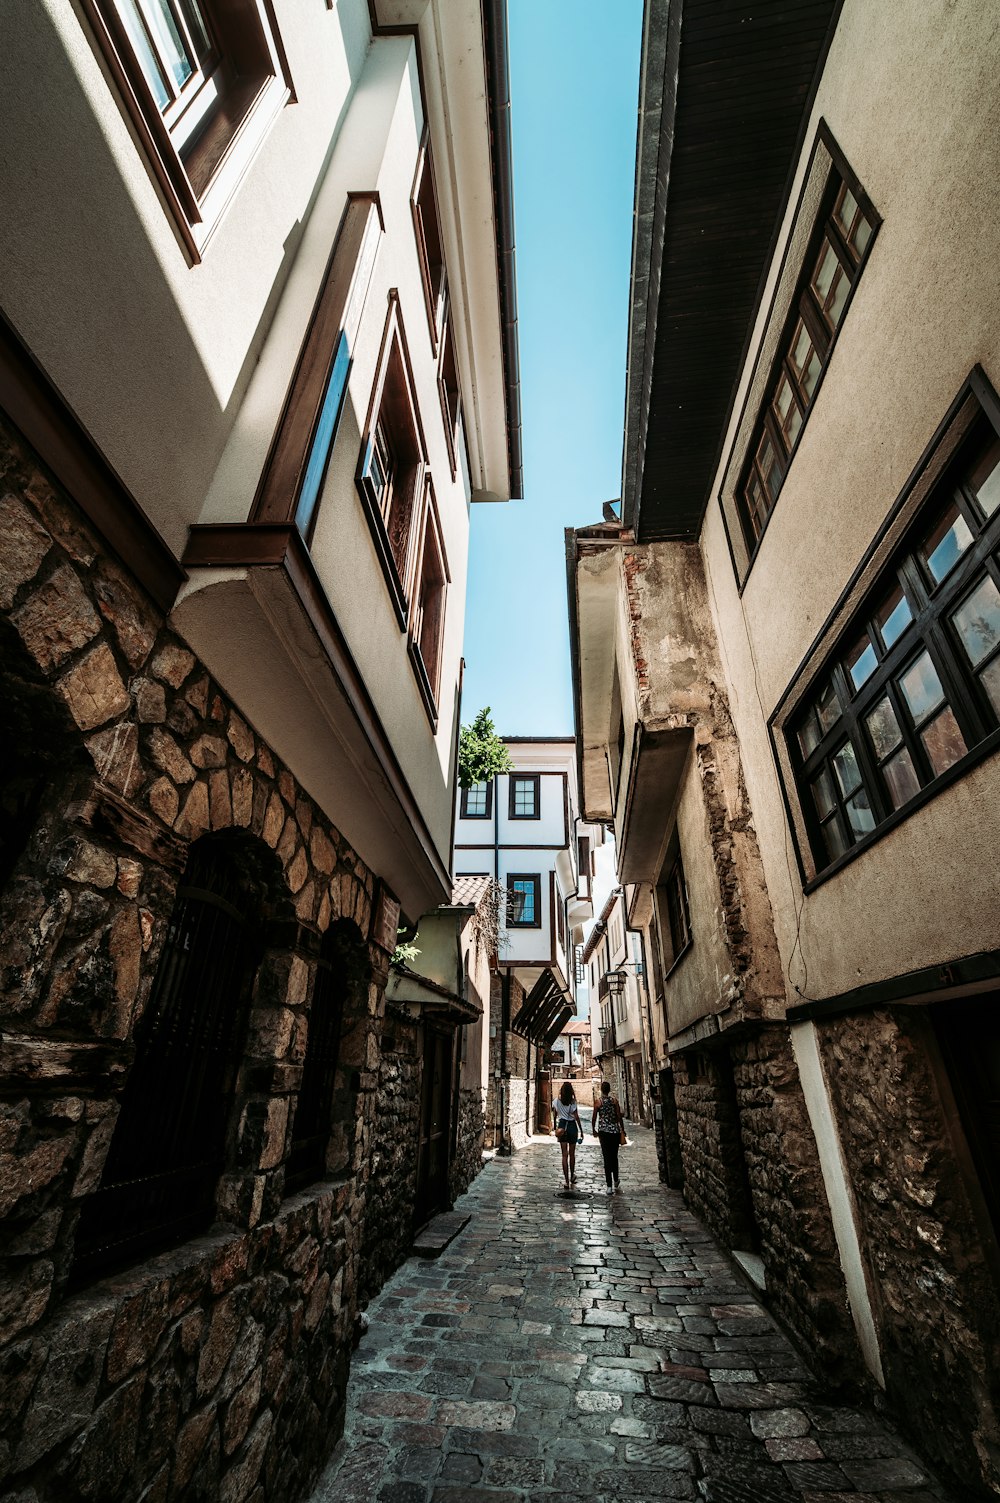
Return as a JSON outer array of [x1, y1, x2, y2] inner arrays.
[[449, 1089, 484, 1205], [0, 415, 388, 1502], [359, 1008, 421, 1306], [485, 975, 535, 1152], [731, 1026, 857, 1383], [821, 1006, 1000, 1495], [672, 1046, 758, 1253]]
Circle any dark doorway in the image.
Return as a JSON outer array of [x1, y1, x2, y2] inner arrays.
[[934, 993, 1000, 1244], [416, 1025, 452, 1226]]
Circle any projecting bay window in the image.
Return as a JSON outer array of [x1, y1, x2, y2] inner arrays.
[[357, 294, 428, 625], [787, 409, 1000, 880], [82, 0, 293, 259], [407, 479, 450, 725], [737, 170, 877, 554], [507, 874, 541, 928]]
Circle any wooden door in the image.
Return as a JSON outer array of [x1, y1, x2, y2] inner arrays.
[[416, 1026, 452, 1227]]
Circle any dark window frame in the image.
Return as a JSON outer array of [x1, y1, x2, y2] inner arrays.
[[407, 474, 450, 728], [508, 773, 540, 820], [80, 0, 293, 262], [410, 129, 448, 353], [460, 780, 493, 819], [776, 379, 1000, 888], [507, 873, 541, 928], [735, 147, 880, 564], [285, 926, 348, 1193], [356, 292, 428, 628]]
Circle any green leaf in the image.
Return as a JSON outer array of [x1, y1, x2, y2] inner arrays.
[[457, 707, 513, 789]]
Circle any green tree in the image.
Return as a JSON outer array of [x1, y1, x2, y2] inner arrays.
[[458, 707, 512, 789]]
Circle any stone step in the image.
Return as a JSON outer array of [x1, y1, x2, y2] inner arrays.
[[411, 1210, 471, 1258]]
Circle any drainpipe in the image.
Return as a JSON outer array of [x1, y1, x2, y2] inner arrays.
[[498, 967, 511, 1154]]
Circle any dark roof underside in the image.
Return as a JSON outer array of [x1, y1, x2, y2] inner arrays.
[[633, 0, 841, 542]]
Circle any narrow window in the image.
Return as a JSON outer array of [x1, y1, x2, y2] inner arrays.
[[286, 924, 353, 1193], [437, 307, 462, 477], [81, 0, 293, 259], [737, 164, 877, 553], [71, 835, 266, 1284], [507, 874, 541, 927], [411, 132, 448, 349], [407, 478, 450, 724], [790, 415, 1000, 878], [461, 781, 492, 819], [356, 295, 427, 625], [509, 774, 540, 820]]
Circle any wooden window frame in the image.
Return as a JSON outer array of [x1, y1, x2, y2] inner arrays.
[[407, 475, 450, 728], [507, 873, 542, 929], [80, 0, 293, 262], [736, 164, 878, 557], [411, 129, 448, 353], [508, 773, 540, 820], [356, 292, 428, 628], [773, 375, 1000, 888], [460, 780, 493, 820]]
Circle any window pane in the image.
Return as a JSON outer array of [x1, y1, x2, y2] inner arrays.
[[816, 679, 842, 734], [756, 432, 784, 501], [952, 574, 1000, 668], [921, 503, 973, 584], [513, 778, 537, 816], [744, 472, 769, 538], [821, 815, 849, 863], [812, 239, 839, 300], [113, 0, 171, 107], [827, 265, 850, 328], [789, 321, 822, 400], [511, 880, 535, 924], [845, 788, 875, 838], [970, 438, 1000, 518], [883, 747, 921, 809], [137, 0, 195, 88], [811, 766, 837, 819], [875, 584, 912, 649], [797, 708, 821, 758], [832, 740, 862, 797], [465, 783, 487, 816], [979, 655, 1000, 717], [835, 186, 858, 240], [921, 706, 967, 776], [846, 633, 878, 690], [772, 373, 803, 449], [899, 651, 946, 722], [866, 696, 902, 759]]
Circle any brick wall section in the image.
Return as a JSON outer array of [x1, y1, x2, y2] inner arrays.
[[731, 1027, 858, 1383], [672, 1048, 757, 1252], [0, 417, 389, 1501], [821, 1007, 1000, 1495], [359, 1011, 421, 1305]]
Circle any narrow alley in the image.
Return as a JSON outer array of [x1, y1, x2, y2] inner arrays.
[[313, 1124, 950, 1503]]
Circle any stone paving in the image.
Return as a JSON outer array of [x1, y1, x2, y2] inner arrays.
[[311, 1119, 953, 1503]]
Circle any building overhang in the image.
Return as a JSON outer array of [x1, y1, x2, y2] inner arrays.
[[174, 523, 451, 922], [372, 0, 521, 499], [387, 964, 481, 1024], [618, 724, 691, 886], [512, 968, 573, 1049], [565, 523, 621, 822], [622, 0, 842, 541]]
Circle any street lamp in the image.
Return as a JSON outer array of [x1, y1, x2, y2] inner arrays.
[[606, 968, 627, 999]]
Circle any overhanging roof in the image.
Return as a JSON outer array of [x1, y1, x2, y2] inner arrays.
[[622, 0, 842, 541]]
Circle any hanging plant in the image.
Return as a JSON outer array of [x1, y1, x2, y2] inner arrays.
[[458, 707, 512, 789]]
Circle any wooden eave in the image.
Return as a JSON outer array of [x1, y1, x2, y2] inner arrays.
[[623, 0, 843, 542]]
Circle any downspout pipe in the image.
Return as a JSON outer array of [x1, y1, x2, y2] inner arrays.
[[481, 0, 523, 499]]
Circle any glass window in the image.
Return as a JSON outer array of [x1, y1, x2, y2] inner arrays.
[[511, 775, 539, 818], [462, 782, 490, 818], [789, 418, 1000, 878], [970, 439, 1000, 519], [508, 876, 539, 927]]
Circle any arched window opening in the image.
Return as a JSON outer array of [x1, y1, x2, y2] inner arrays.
[[71, 834, 272, 1285], [285, 920, 363, 1192]]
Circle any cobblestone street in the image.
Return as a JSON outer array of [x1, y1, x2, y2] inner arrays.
[[312, 1123, 952, 1503]]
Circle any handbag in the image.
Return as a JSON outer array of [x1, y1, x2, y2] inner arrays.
[[555, 1125, 567, 1141], [619, 1127, 628, 1146]]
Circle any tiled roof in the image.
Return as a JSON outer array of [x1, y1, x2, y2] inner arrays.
[[450, 873, 492, 910]]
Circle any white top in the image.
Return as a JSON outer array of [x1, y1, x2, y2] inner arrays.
[[553, 1099, 580, 1121]]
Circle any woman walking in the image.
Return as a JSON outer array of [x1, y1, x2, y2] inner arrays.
[[593, 1080, 625, 1193], [552, 1081, 584, 1191]]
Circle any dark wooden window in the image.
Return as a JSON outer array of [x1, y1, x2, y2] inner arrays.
[[738, 171, 877, 553], [509, 774, 540, 819], [81, 0, 292, 260], [507, 873, 541, 928], [437, 305, 462, 479], [411, 132, 447, 351], [461, 781, 492, 819], [664, 856, 691, 966], [286, 924, 351, 1193], [407, 478, 450, 725], [71, 836, 264, 1284], [556, 895, 566, 950], [791, 418, 1000, 877], [356, 295, 427, 626]]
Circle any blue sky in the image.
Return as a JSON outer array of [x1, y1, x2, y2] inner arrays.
[[460, 0, 643, 738]]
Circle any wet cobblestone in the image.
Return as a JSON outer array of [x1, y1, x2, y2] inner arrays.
[[311, 1124, 955, 1502]]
